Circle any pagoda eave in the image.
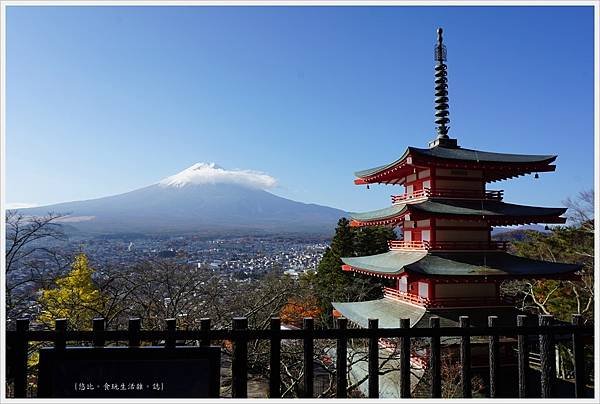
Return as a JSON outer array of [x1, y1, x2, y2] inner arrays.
[[342, 263, 580, 281], [341, 250, 581, 277], [350, 214, 566, 228], [354, 148, 557, 186], [350, 218, 402, 227], [354, 160, 424, 186], [332, 299, 530, 329], [485, 164, 556, 182], [342, 264, 401, 279], [349, 199, 567, 228]]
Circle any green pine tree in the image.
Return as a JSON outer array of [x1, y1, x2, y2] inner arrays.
[[312, 218, 396, 322]]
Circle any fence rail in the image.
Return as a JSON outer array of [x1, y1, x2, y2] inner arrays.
[[6, 314, 593, 399]]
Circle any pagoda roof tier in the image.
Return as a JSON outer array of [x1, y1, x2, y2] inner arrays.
[[340, 250, 580, 277], [354, 146, 556, 185], [332, 298, 527, 330], [349, 199, 566, 227]]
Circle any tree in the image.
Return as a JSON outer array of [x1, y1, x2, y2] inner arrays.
[[564, 189, 594, 233], [37, 253, 104, 330], [5, 211, 70, 324], [280, 295, 323, 328], [313, 218, 396, 323], [354, 226, 395, 256], [504, 190, 594, 323], [501, 190, 594, 384]]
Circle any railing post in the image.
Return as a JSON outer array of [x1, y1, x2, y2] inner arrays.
[[368, 319, 379, 398], [517, 315, 529, 398], [55, 318, 67, 350], [336, 317, 348, 398], [232, 317, 248, 398], [165, 318, 176, 348], [399, 318, 411, 398], [571, 314, 585, 398], [539, 315, 555, 398], [488, 316, 499, 398], [200, 318, 211, 346], [429, 317, 441, 398], [459, 316, 471, 398], [303, 317, 314, 398], [14, 318, 29, 398], [93, 318, 105, 347], [128, 318, 141, 347], [269, 317, 281, 398]]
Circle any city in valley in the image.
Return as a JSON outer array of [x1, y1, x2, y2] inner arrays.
[[7, 232, 330, 323]]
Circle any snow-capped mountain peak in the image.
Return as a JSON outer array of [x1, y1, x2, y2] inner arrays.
[[158, 162, 278, 189], [19, 162, 344, 235]]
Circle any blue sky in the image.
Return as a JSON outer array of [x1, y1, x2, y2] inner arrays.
[[5, 5, 595, 212]]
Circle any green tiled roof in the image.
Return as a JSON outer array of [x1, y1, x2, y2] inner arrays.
[[354, 146, 556, 179], [342, 250, 427, 274], [333, 299, 426, 328], [349, 199, 566, 222], [412, 199, 566, 217], [350, 204, 407, 222], [412, 146, 556, 164], [332, 298, 528, 329], [355, 150, 411, 178], [341, 250, 581, 276]]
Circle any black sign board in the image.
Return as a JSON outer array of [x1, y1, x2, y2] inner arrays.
[[38, 346, 221, 398]]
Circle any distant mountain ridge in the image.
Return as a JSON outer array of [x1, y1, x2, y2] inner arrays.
[[18, 163, 346, 236], [492, 225, 550, 243]]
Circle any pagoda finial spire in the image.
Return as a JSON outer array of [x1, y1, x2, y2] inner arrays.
[[434, 28, 450, 138], [429, 28, 458, 148]]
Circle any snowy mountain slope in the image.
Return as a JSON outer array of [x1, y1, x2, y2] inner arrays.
[[18, 163, 346, 235]]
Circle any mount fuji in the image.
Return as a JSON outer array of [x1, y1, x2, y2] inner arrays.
[[17, 163, 346, 236]]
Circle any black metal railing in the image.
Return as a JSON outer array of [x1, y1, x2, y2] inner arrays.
[[5, 314, 593, 398]]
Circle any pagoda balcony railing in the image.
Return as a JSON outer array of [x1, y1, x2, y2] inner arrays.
[[383, 287, 430, 306], [388, 240, 509, 251], [391, 188, 429, 203], [384, 287, 516, 308], [388, 240, 430, 250], [391, 188, 504, 204]]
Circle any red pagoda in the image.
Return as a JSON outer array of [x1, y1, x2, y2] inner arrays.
[[332, 28, 580, 329]]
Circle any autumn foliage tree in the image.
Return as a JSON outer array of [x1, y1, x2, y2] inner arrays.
[[37, 253, 104, 330], [279, 295, 323, 328]]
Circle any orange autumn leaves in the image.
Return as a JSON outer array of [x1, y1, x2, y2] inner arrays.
[[279, 296, 323, 328]]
